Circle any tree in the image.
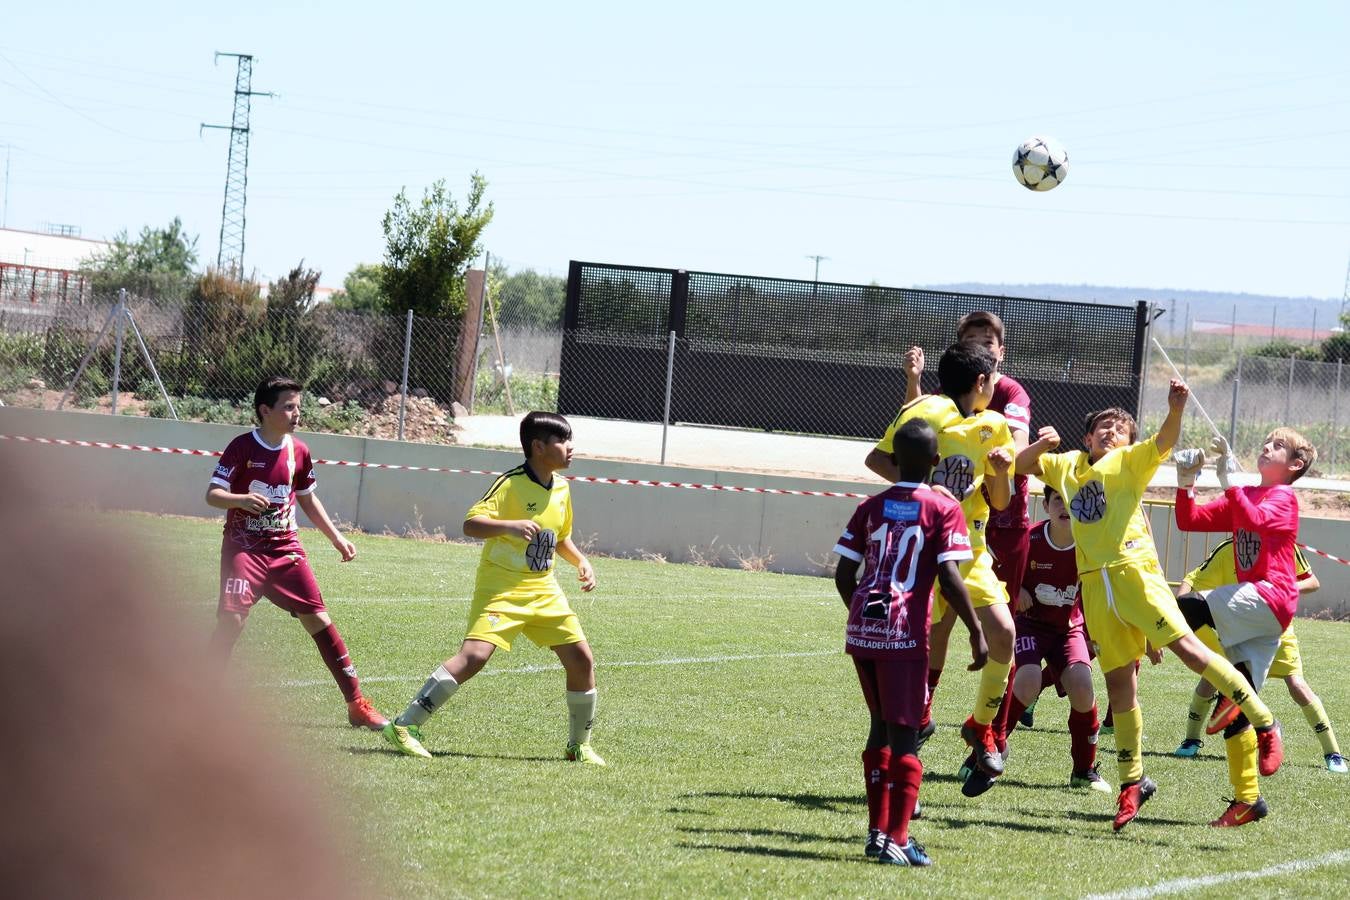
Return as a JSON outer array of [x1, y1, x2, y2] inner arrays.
[[329, 263, 387, 312], [380, 174, 494, 319], [491, 266, 565, 329], [83, 217, 198, 302]]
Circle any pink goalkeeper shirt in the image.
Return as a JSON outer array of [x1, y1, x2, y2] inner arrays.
[[1174, 484, 1300, 629]]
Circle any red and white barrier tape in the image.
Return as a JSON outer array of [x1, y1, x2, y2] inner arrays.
[[1296, 543, 1350, 568], [7, 431, 1348, 564], [0, 433, 870, 500]]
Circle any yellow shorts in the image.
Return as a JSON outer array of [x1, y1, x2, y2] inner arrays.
[[466, 581, 586, 652], [1197, 624, 1301, 679], [1082, 560, 1189, 673], [933, 550, 1009, 621]]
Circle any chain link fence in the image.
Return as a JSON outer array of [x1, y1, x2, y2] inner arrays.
[[1141, 345, 1348, 477], [464, 255, 565, 418], [0, 287, 465, 443]]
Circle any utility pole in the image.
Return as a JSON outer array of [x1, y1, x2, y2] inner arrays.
[[805, 254, 829, 282], [201, 53, 273, 279], [2, 144, 9, 229], [806, 254, 829, 300], [1341, 254, 1350, 327]]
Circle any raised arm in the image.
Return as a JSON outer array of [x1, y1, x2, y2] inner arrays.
[[1174, 488, 1234, 533], [1016, 426, 1060, 476], [903, 346, 924, 404], [1153, 379, 1189, 456]]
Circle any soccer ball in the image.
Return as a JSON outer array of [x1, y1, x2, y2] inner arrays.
[[1012, 137, 1069, 191]]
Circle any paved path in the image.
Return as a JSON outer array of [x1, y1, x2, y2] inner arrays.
[[455, 414, 1350, 494]]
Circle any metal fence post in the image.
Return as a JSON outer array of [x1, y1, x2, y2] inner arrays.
[[397, 309, 413, 441], [660, 330, 676, 465], [110, 288, 127, 415], [1333, 359, 1343, 473], [1285, 354, 1295, 425], [1228, 352, 1242, 450]]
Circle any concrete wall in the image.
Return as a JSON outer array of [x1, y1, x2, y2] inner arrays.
[[1, 406, 1346, 617]]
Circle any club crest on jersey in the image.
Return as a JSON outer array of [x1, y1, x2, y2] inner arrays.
[[248, 479, 292, 503], [1070, 480, 1107, 523], [1033, 583, 1079, 608], [882, 499, 920, 522], [1004, 402, 1027, 420], [1235, 529, 1261, 570], [979, 426, 993, 442], [247, 460, 267, 468], [933, 454, 976, 498]]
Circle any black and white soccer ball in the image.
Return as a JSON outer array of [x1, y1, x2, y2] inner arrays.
[[1012, 136, 1069, 192]]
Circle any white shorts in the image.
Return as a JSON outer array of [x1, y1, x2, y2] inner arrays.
[[1206, 582, 1282, 691]]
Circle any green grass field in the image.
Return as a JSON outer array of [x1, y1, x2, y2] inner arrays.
[[143, 513, 1350, 899]]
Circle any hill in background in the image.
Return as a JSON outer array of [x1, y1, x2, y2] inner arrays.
[[924, 283, 1341, 334]]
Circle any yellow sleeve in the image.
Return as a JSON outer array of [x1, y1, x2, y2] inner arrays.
[[1038, 450, 1069, 490], [1294, 545, 1311, 578], [875, 411, 902, 454], [466, 473, 510, 521], [985, 415, 1016, 472], [1124, 438, 1166, 480], [559, 488, 574, 541], [1186, 541, 1235, 592]]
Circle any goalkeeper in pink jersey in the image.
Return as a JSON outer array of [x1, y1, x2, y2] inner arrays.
[[1172, 427, 1316, 826]]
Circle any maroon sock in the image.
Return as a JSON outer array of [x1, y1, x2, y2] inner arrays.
[[992, 665, 1018, 750], [1004, 693, 1028, 746], [311, 624, 360, 702], [1069, 704, 1100, 773], [922, 668, 942, 727], [862, 747, 892, 832], [886, 753, 923, 845], [209, 618, 244, 667]]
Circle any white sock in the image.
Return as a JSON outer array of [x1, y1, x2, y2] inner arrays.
[[566, 689, 597, 746], [398, 666, 459, 727]]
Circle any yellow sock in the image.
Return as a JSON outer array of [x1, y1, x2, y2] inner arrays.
[[1202, 658, 1272, 728], [1225, 728, 1260, 804], [1115, 705, 1144, 784], [1302, 697, 1341, 756], [1186, 691, 1210, 742], [973, 658, 1011, 726]]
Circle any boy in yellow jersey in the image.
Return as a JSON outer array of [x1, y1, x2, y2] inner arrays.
[[867, 342, 1016, 790], [383, 412, 604, 764], [1172, 540, 1345, 773], [1021, 380, 1283, 831]]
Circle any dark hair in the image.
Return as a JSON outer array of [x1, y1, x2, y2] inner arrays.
[[956, 310, 1005, 344], [521, 411, 572, 457], [894, 418, 939, 481], [253, 376, 303, 422], [1083, 407, 1139, 443], [937, 342, 997, 397], [1042, 484, 1060, 502]]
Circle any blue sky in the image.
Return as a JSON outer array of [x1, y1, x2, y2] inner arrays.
[[2, 2, 1348, 297]]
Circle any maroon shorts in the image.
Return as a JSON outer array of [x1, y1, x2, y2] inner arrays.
[[987, 526, 1030, 600], [853, 656, 928, 728], [218, 539, 326, 617], [1013, 617, 1091, 688]]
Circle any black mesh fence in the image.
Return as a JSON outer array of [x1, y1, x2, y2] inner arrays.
[[560, 261, 1148, 443]]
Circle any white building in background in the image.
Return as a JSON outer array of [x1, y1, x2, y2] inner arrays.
[[0, 225, 108, 270]]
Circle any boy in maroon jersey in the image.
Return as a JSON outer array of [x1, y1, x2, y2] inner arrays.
[[836, 418, 988, 867], [880, 311, 1035, 746], [206, 376, 387, 730], [1000, 486, 1108, 792]]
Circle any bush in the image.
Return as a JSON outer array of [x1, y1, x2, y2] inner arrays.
[[472, 368, 558, 414]]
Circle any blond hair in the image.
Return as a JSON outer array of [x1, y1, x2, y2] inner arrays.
[[1268, 427, 1317, 483]]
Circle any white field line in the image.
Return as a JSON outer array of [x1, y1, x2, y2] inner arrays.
[[1082, 849, 1350, 900], [270, 648, 838, 689]]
